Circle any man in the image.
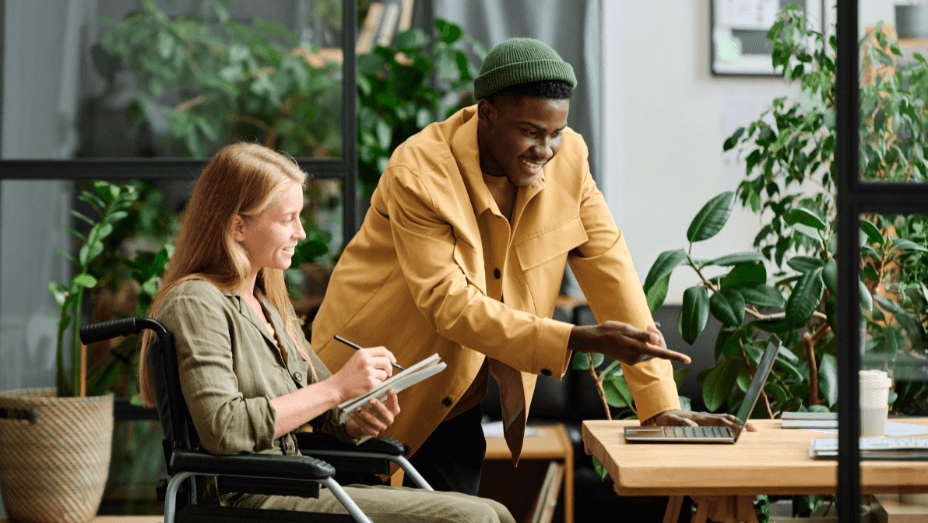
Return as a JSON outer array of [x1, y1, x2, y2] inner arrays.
[[312, 38, 745, 495]]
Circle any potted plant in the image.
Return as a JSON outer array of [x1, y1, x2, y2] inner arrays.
[[0, 181, 138, 523], [579, 4, 928, 513], [356, 18, 488, 198]]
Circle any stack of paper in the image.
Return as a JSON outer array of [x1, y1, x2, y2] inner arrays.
[[336, 354, 446, 424], [810, 436, 928, 460]]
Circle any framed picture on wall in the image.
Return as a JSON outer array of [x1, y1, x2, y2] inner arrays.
[[711, 0, 825, 76]]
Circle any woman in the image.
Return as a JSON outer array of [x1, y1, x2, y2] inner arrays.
[[138, 142, 514, 523]]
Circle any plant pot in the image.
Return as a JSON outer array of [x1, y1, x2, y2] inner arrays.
[[895, 4, 928, 39], [0, 388, 113, 523]]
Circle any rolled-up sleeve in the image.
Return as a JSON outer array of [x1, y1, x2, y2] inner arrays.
[[160, 294, 278, 455], [568, 159, 681, 422]]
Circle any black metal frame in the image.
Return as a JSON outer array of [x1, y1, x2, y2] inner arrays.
[[836, 2, 928, 520]]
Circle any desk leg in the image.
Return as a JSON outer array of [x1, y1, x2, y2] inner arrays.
[[735, 496, 759, 523], [663, 496, 685, 523]]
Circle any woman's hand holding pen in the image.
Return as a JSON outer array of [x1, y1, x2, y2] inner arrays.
[[330, 346, 398, 400], [329, 345, 402, 437]]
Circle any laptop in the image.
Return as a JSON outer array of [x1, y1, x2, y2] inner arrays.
[[623, 338, 780, 444]]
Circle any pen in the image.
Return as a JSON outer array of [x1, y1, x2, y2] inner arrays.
[[334, 335, 405, 371]]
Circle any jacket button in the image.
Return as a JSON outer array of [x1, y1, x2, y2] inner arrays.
[[293, 371, 303, 382], [541, 368, 551, 377], [442, 397, 453, 407], [493, 268, 501, 279]]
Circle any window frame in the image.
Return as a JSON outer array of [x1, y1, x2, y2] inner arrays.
[[836, 3, 928, 519]]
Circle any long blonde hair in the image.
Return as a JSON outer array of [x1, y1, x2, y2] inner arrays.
[[138, 142, 313, 407]]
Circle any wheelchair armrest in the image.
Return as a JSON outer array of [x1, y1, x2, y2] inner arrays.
[[295, 432, 407, 456], [169, 448, 335, 478]]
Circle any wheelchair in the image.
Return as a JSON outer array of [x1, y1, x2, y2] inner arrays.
[[80, 317, 432, 523]]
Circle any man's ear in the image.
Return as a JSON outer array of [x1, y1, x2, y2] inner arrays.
[[229, 215, 246, 242], [477, 98, 496, 123]]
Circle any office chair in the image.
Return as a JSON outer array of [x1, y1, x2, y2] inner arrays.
[[80, 317, 431, 523]]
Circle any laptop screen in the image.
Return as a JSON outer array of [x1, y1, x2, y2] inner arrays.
[[730, 340, 780, 439]]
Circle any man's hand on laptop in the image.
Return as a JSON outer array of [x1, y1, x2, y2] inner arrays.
[[641, 410, 759, 432], [568, 322, 691, 365]]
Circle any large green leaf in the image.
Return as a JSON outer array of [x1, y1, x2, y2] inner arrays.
[[643, 249, 688, 291], [859, 280, 873, 313], [720, 263, 767, 288], [603, 373, 634, 411], [785, 270, 824, 326], [572, 352, 604, 370], [859, 219, 883, 246], [686, 192, 736, 243], [703, 359, 737, 412], [645, 274, 670, 314], [822, 259, 837, 295], [785, 208, 827, 230], [752, 318, 794, 332], [72, 273, 98, 289], [786, 256, 824, 273], [709, 289, 745, 327], [434, 19, 463, 44], [791, 223, 823, 240], [818, 353, 838, 406], [673, 368, 690, 390], [704, 252, 767, 267], [732, 283, 785, 308], [680, 286, 710, 344], [890, 238, 928, 253]]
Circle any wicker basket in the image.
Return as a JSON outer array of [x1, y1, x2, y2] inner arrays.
[[0, 388, 113, 523]]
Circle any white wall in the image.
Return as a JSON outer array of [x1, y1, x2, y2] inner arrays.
[[601, 0, 901, 305], [602, 0, 800, 304]]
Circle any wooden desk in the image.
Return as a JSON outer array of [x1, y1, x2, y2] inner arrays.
[[483, 423, 574, 523], [583, 419, 928, 523]]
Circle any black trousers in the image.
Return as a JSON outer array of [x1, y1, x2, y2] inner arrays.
[[403, 403, 486, 495]]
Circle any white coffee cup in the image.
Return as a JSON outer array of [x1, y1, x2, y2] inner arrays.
[[859, 370, 891, 437]]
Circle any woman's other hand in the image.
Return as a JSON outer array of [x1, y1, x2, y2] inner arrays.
[[330, 346, 397, 401], [345, 388, 401, 438]]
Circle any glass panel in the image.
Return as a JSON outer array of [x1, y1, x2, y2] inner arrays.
[[859, 2, 928, 183], [859, 212, 928, 514], [0, 180, 74, 392], [1, 0, 343, 160]]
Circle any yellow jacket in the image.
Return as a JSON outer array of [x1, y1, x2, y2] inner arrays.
[[312, 105, 679, 462]]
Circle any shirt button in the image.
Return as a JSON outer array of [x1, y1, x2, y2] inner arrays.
[[442, 397, 453, 407], [293, 371, 303, 382], [493, 268, 501, 279], [541, 368, 552, 377]]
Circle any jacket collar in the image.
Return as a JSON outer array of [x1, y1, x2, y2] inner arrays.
[[450, 105, 547, 227]]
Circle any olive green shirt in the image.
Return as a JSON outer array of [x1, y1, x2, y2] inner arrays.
[[157, 279, 354, 458]]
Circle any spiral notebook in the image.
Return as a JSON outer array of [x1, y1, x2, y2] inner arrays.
[[336, 354, 446, 424]]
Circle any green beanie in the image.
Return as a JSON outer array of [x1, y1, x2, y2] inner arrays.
[[473, 38, 577, 100]]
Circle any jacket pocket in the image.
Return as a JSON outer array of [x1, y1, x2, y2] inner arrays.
[[515, 216, 588, 271], [453, 240, 486, 293]]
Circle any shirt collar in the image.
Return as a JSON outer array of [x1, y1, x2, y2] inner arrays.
[[450, 105, 547, 220], [451, 106, 500, 218]]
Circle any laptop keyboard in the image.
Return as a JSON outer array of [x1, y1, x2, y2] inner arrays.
[[664, 426, 734, 438]]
